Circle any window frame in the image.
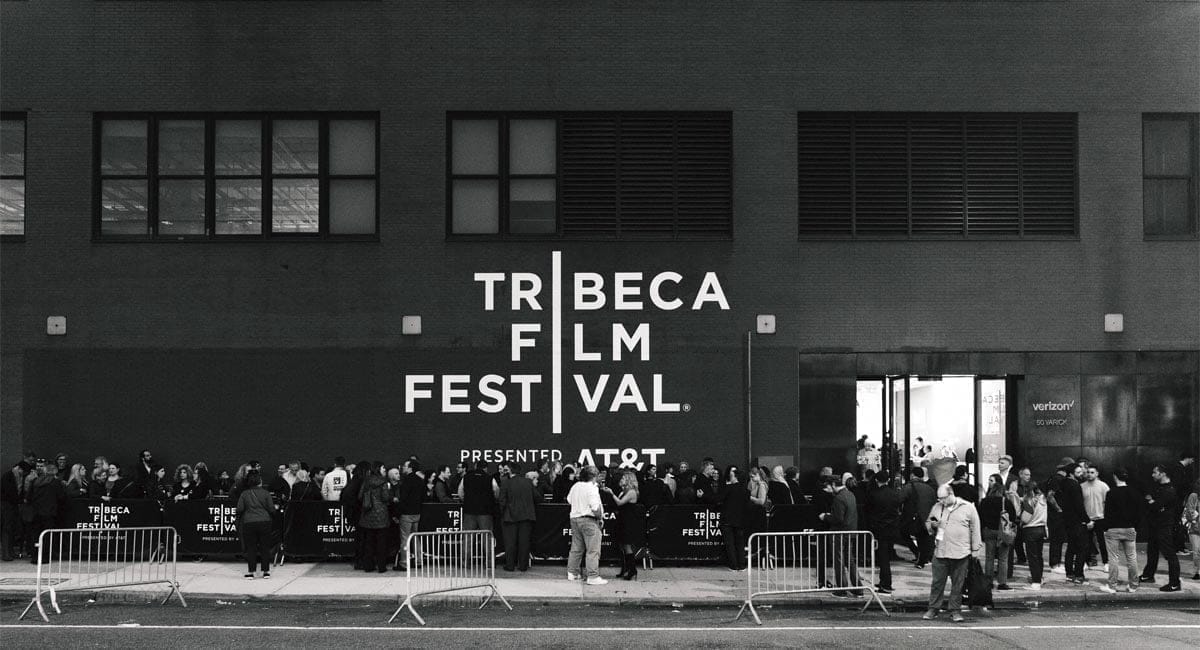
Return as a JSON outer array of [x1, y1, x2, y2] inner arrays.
[[796, 111, 1080, 241], [446, 112, 561, 240], [93, 111, 380, 242], [1, 111, 27, 241], [1142, 113, 1199, 241]]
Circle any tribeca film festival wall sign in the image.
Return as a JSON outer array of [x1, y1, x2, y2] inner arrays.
[[403, 251, 730, 470]]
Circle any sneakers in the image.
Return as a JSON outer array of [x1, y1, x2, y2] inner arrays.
[[566, 572, 580, 581], [1101, 564, 1109, 572], [1051, 565, 1066, 574], [996, 584, 1012, 591], [1097, 584, 1116, 594], [586, 575, 609, 586], [1025, 582, 1042, 591], [951, 612, 965, 623], [243, 573, 254, 580], [922, 608, 938, 620], [1137, 575, 1156, 584], [1159, 584, 1181, 592], [261, 572, 271, 579], [875, 585, 894, 594]]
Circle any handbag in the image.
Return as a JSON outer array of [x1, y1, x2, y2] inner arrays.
[[966, 557, 994, 607], [998, 510, 1018, 546]]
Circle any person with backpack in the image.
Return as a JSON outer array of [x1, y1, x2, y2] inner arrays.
[[980, 473, 1018, 591]]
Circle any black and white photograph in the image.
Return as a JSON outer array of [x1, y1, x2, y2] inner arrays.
[[0, 0, 1197, 646]]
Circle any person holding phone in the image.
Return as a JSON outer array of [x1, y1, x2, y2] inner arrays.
[[922, 483, 983, 623]]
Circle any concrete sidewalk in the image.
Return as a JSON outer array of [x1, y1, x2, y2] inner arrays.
[[2, 550, 1197, 609]]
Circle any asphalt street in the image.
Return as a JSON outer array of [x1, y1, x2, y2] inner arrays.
[[1, 597, 1196, 648]]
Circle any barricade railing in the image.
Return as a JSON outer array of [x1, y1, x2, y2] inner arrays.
[[388, 530, 512, 625], [735, 530, 889, 624], [18, 527, 187, 622]]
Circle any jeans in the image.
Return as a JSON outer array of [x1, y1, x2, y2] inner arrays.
[[397, 514, 420, 567], [1189, 533, 1200, 575], [1103, 527, 1138, 588], [502, 520, 533, 571], [1020, 526, 1045, 583], [568, 517, 602, 578], [982, 528, 1010, 586], [929, 555, 970, 611]]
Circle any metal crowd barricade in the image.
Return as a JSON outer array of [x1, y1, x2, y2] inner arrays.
[[735, 530, 889, 624], [18, 527, 187, 623], [388, 530, 512, 625]]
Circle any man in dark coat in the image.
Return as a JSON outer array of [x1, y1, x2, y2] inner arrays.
[[902, 466, 937, 568], [1058, 461, 1090, 583], [1138, 464, 1181, 591], [498, 463, 538, 571], [26, 460, 67, 563], [2, 462, 30, 561], [818, 475, 861, 597], [393, 459, 425, 571], [865, 470, 903, 593]]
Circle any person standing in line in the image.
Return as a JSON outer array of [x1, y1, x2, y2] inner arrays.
[[358, 461, 392, 574], [603, 470, 644, 580], [499, 462, 537, 572], [1018, 482, 1047, 590], [458, 460, 500, 568], [64, 464, 90, 499], [902, 467, 937, 569], [717, 466, 750, 573], [923, 483, 983, 623], [321, 457, 348, 502], [1098, 467, 1142, 593], [1183, 478, 1200, 581], [1169, 452, 1196, 554], [1081, 464, 1111, 572], [979, 473, 1017, 591], [236, 471, 275, 580], [865, 470, 902, 594], [819, 474, 861, 597], [1138, 464, 1182, 591], [25, 460, 67, 564], [566, 465, 607, 585], [393, 459, 424, 571], [1043, 461, 1070, 574], [1057, 460, 1090, 584]]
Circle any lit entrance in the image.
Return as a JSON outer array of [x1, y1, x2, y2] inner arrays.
[[855, 375, 1007, 485]]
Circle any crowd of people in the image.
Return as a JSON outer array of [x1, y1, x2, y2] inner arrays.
[[2, 446, 1197, 613]]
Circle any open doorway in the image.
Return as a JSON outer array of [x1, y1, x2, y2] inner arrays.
[[855, 375, 1007, 486]]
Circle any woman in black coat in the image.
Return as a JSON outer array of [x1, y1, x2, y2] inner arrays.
[[717, 465, 750, 571]]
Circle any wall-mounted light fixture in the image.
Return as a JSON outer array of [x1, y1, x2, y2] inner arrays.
[[46, 316, 66, 336], [402, 315, 422, 335], [756, 314, 776, 334], [1104, 313, 1124, 333]]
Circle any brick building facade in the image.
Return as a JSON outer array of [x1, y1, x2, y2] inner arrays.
[[1, 1, 1197, 482]]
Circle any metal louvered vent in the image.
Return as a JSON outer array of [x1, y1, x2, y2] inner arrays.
[[798, 113, 1076, 239], [561, 113, 732, 239]]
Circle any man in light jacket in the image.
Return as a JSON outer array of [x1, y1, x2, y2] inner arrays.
[[566, 465, 607, 585], [923, 483, 983, 623]]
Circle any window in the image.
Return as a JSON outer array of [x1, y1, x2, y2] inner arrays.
[[798, 113, 1077, 239], [448, 112, 732, 239], [1143, 114, 1198, 239], [1, 114, 25, 239], [95, 113, 378, 240]]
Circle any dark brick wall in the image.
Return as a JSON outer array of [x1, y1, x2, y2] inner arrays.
[[1, 1, 1198, 472]]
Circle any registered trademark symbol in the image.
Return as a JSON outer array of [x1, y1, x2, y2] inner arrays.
[[682, 403, 691, 412]]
